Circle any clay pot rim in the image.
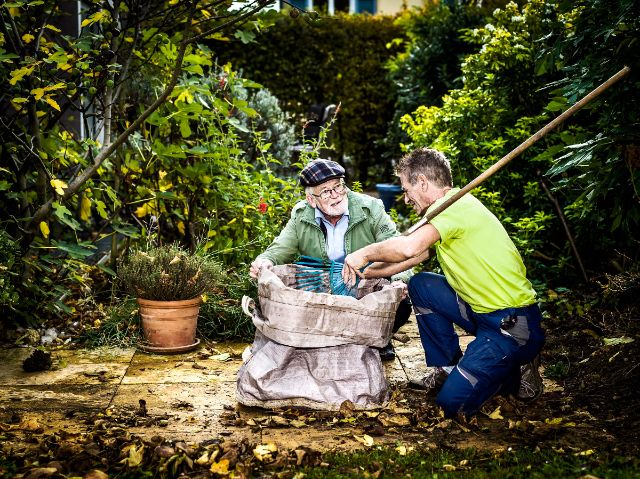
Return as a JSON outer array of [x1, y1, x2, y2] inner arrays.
[[136, 297, 202, 307]]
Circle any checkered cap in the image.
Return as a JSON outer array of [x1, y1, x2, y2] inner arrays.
[[299, 159, 345, 187]]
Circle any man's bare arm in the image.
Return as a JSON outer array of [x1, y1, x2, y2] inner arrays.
[[364, 249, 431, 278], [342, 224, 440, 285]]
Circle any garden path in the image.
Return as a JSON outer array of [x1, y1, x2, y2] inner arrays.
[[1, 319, 569, 454]]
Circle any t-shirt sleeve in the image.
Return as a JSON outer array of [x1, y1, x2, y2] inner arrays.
[[428, 206, 462, 243]]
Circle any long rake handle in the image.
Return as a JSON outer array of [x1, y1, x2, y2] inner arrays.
[[403, 65, 631, 236]]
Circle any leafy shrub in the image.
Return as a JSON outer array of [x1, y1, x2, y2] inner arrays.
[[0, 230, 20, 311], [216, 13, 405, 186]]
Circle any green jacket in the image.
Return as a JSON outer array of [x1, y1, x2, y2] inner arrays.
[[258, 191, 412, 282]]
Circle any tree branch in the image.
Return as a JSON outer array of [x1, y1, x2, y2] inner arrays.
[[538, 171, 589, 283]]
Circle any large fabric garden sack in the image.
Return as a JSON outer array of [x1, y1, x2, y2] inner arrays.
[[236, 265, 404, 410]]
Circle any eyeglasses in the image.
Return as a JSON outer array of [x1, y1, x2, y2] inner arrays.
[[311, 181, 347, 200]]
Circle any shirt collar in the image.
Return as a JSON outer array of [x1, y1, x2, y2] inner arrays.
[[314, 198, 350, 223]]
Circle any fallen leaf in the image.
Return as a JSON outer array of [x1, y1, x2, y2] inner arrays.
[[354, 434, 374, 447], [574, 449, 595, 456], [378, 413, 410, 427], [339, 400, 355, 417], [270, 416, 289, 427], [195, 451, 210, 465], [210, 353, 231, 361], [290, 419, 306, 428], [19, 417, 43, 432], [294, 449, 306, 465], [210, 458, 230, 475], [488, 406, 503, 420], [253, 443, 278, 462], [603, 336, 634, 346], [443, 464, 456, 471], [123, 444, 144, 467], [25, 468, 58, 479], [84, 470, 109, 479], [396, 445, 407, 456]]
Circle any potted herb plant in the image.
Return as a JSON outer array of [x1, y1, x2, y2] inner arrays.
[[118, 244, 223, 353]]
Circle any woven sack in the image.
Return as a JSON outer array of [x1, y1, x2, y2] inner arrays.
[[236, 265, 405, 410], [250, 265, 403, 348]]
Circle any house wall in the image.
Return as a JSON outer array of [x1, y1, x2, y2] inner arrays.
[[376, 0, 425, 14]]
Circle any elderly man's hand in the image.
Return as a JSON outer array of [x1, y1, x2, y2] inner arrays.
[[342, 252, 369, 287], [250, 258, 273, 279]]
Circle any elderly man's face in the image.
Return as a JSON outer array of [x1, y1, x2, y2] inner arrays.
[[307, 178, 348, 216]]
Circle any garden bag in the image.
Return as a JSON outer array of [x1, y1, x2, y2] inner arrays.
[[236, 265, 404, 410]]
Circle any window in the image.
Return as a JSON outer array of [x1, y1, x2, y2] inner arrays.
[[355, 0, 375, 13]]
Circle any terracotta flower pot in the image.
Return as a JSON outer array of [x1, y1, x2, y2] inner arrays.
[[137, 297, 202, 353]]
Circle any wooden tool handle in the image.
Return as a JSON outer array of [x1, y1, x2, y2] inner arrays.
[[403, 66, 631, 236]]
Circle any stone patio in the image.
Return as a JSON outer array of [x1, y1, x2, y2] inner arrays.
[[0, 318, 477, 451]]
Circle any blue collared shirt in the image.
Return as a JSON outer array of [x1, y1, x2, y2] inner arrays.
[[315, 204, 349, 262]]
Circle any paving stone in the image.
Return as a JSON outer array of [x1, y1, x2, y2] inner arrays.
[[0, 384, 115, 413], [122, 353, 240, 384], [111, 382, 238, 414], [383, 356, 407, 385], [0, 361, 128, 386], [56, 346, 135, 364]]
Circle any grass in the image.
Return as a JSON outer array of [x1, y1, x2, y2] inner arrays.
[[298, 446, 640, 479], [81, 296, 141, 347]]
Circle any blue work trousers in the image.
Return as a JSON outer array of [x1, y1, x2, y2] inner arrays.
[[408, 272, 545, 418]]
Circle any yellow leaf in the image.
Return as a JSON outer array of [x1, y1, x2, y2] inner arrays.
[[57, 63, 72, 71], [201, 294, 208, 303], [209, 459, 230, 474], [253, 443, 278, 462], [396, 445, 407, 456], [175, 89, 193, 104], [44, 82, 66, 92], [81, 10, 110, 28], [44, 96, 61, 111], [574, 449, 595, 456], [11, 97, 28, 104], [488, 406, 503, 420], [354, 435, 374, 447], [124, 444, 144, 467], [158, 170, 168, 179], [39, 222, 50, 239], [135, 203, 149, 217], [31, 88, 45, 100], [545, 417, 564, 425], [9, 66, 35, 85], [22, 33, 35, 44], [177, 221, 185, 235], [44, 24, 61, 32], [50, 178, 68, 195], [124, 37, 134, 43], [80, 195, 91, 222]]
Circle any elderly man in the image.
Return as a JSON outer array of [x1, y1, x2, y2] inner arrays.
[[342, 148, 544, 418], [250, 158, 412, 360]]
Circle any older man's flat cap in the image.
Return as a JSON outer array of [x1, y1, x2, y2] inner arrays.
[[299, 159, 345, 187]]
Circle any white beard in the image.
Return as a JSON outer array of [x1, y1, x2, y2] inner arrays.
[[321, 195, 348, 217]]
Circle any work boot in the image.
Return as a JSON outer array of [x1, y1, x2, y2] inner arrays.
[[517, 355, 543, 402], [408, 366, 449, 395], [377, 343, 396, 361]]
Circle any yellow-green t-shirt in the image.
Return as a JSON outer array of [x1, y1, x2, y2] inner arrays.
[[428, 188, 536, 313]]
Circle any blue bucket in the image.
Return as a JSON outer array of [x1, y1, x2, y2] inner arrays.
[[375, 184, 403, 211]]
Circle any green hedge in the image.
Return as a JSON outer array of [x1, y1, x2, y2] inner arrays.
[[214, 13, 405, 186]]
